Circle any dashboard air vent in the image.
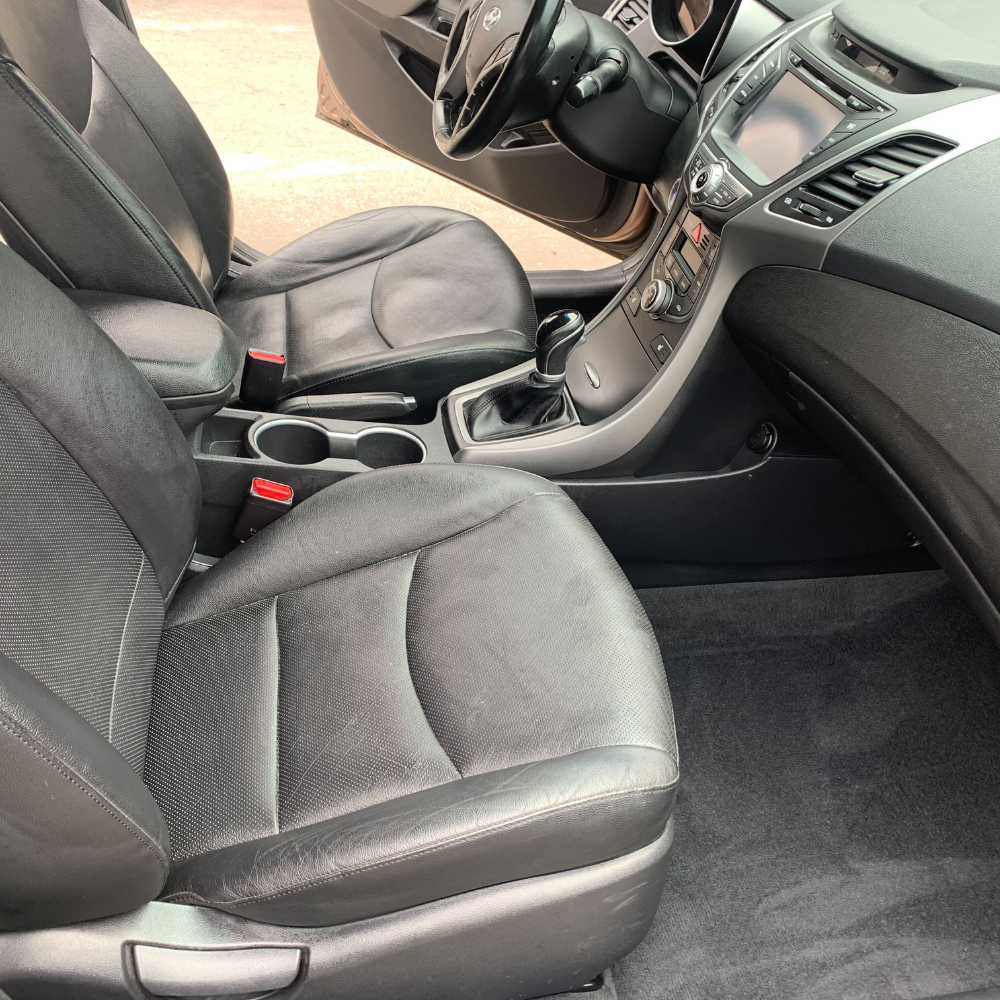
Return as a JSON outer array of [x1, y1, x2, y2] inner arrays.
[[609, 0, 649, 33], [771, 134, 955, 228]]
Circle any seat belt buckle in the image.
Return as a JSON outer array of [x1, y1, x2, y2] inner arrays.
[[233, 478, 294, 541], [240, 349, 286, 410]]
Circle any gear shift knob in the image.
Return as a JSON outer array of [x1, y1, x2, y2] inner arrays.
[[535, 309, 586, 381]]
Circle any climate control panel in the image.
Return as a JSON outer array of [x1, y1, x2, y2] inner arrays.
[[621, 206, 719, 369]]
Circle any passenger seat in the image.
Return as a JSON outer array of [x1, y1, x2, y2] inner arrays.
[[0, 244, 678, 1000]]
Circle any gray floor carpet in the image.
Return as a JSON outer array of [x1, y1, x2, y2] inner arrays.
[[614, 570, 1000, 1000]]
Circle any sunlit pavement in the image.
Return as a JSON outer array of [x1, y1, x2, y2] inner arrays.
[[130, 0, 615, 271]]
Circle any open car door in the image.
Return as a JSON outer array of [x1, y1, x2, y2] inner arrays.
[[306, 0, 655, 257]]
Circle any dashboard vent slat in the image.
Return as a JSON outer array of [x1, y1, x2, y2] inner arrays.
[[795, 134, 956, 223], [809, 176, 867, 209]]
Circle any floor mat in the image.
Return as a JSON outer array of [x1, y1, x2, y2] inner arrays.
[[615, 571, 1000, 1000]]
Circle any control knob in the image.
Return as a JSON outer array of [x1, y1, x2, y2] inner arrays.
[[690, 162, 725, 205], [641, 278, 674, 320]]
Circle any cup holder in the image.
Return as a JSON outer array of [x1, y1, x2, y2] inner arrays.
[[354, 430, 425, 469], [250, 419, 426, 468], [253, 420, 330, 465]]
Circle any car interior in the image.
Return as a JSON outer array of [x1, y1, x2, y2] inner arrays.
[[0, 0, 999, 997]]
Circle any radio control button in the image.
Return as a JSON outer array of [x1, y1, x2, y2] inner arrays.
[[666, 295, 694, 319], [649, 335, 672, 365], [833, 117, 873, 135], [846, 95, 872, 112]]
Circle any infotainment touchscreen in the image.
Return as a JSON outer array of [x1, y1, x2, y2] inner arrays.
[[731, 72, 845, 183]]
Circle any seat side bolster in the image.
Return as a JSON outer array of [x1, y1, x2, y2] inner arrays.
[[166, 465, 565, 628], [161, 745, 677, 927], [77, 0, 235, 291], [0, 654, 169, 931], [0, 58, 216, 312]]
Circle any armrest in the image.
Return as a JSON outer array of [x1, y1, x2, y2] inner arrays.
[[66, 290, 240, 431]]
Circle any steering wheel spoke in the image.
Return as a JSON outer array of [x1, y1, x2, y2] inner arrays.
[[455, 58, 507, 133], [435, 0, 482, 102], [433, 0, 565, 160]]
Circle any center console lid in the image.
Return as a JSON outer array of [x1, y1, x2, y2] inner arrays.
[[66, 290, 240, 431]]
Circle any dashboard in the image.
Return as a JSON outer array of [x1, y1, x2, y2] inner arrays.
[[448, 0, 1000, 642]]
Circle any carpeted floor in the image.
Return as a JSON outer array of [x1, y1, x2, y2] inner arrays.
[[613, 570, 1000, 1000]]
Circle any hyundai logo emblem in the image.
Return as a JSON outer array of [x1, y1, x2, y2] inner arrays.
[[483, 6, 501, 30]]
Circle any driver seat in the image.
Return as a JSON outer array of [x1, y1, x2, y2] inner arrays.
[[0, 0, 537, 407]]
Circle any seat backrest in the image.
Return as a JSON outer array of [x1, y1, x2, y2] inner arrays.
[[0, 245, 201, 930], [0, 0, 234, 311]]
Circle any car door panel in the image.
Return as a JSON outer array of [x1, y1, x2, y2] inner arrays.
[[307, 0, 652, 253]]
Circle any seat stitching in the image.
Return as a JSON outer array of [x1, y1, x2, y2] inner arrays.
[[368, 255, 392, 351], [108, 552, 146, 750], [281, 289, 290, 367], [402, 550, 463, 780], [167, 491, 568, 630], [271, 596, 283, 836], [0, 62, 205, 310], [210, 782, 675, 907], [0, 711, 169, 874]]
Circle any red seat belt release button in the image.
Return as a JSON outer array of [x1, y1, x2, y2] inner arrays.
[[240, 349, 286, 410], [233, 477, 294, 541]]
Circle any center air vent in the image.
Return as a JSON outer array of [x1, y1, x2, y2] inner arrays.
[[608, 0, 649, 33], [770, 135, 956, 228]]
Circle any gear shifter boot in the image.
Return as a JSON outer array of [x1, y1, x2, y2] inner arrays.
[[467, 372, 573, 441], [465, 309, 586, 442]]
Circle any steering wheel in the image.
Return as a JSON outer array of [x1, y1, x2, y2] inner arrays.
[[433, 0, 565, 160]]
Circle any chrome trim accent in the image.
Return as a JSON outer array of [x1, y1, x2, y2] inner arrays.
[[248, 417, 428, 466]]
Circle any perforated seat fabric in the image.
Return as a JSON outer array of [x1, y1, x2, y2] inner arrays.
[[0, 0, 536, 408], [145, 464, 679, 927]]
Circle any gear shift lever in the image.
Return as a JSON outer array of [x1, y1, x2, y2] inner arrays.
[[535, 309, 588, 381], [467, 309, 586, 441]]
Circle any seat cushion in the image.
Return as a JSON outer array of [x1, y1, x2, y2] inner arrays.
[[216, 207, 537, 406], [145, 464, 677, 927]]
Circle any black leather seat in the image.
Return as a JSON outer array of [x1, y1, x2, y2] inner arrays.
[[0, 245, 677, 997], [0, 0, 536, 407]]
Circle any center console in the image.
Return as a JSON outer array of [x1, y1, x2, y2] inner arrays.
[[179, 6, 1000, 577]]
